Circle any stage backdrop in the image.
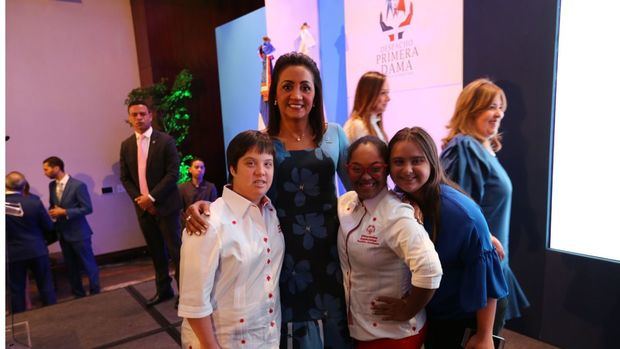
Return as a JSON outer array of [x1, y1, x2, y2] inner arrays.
[[216, 1, 325, 152], [265, 0, 321, 68], [344, 0, 463, 145], [215, 8, 267, 152]]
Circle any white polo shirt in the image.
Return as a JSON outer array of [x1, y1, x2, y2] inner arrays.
[[338, 188, 442, 341], [178, 186, 284, 349]]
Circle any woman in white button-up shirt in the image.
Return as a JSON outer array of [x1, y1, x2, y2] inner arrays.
[[178, 131, 285, 349], [338, 136, 443, 348]]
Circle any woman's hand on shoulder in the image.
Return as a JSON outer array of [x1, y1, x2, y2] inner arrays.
[[185, 200, 211, 235], [410, 200, 424, 225], [400, 195, 424, 225]]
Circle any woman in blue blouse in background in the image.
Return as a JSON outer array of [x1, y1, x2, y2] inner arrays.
[[389, 127, 507, 349], [441, 78, 529, 334]]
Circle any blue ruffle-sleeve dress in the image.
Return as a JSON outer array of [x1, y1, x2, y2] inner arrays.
[[420, 184, 508, 320], [441, 134, 529, 321]]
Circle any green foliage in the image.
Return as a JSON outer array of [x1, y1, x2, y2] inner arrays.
[[178, 154, 195, 184], [126, 69, 194, 184]]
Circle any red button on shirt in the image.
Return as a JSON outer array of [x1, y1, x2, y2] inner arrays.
[[269, 308, 273, 314], [267, 259, 271, 264], [269, 293, 273, 298], [267, 275, 271, 281], [241, 339, 246, 344], [232, 220, 237, 225], [240, 318, 244, 323]]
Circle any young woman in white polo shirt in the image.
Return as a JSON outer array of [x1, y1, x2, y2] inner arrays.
[[338, 136, 443, 348], [178, 130, 284, 349]]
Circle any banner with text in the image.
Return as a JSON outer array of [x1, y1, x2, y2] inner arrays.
[[344, 0, 463, 144]]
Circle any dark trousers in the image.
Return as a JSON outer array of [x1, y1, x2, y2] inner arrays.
[[59, 237, 101, 297], [425, 316, 477, 349], [137, 209, 181, 296], [8, 256, 57, 313]]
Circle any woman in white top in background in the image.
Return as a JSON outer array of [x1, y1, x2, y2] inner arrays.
[[343, 72, 391, 143], [178, 130, 284, 349], [338, 136, 442, 349]]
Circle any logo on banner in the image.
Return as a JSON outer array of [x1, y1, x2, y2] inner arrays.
[[379, 0, 414, 42], [376, 0, 419, 75]]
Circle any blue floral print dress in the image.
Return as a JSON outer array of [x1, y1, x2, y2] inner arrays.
[[269, 137, 352, 349]]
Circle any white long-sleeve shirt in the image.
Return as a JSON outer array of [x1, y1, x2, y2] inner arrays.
[[178, 186, 284, 348], [338, 188, 442, 341]]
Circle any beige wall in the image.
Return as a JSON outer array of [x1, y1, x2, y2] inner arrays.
[[6, 0, 145, 254]]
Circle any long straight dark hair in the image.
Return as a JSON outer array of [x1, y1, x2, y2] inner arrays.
[[267, 52, 326, 144], [388, 127, 461, 242]]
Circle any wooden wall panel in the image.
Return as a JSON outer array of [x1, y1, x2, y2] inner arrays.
[[130, 0, 264, 191]]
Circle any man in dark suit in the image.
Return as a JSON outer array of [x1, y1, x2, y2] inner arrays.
[[43, 156, 100, 298], [6, 171, 57, 313], [120, 100, 182, 306]]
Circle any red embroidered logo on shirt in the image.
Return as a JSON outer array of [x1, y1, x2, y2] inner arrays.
[[357, 236, 379, 245]]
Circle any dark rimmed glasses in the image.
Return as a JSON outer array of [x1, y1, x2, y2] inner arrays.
[[346, 163, 388, 178]]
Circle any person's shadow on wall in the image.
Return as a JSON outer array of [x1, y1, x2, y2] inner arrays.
[[101, 162, 125, 199], [496, 80, 546, 332]]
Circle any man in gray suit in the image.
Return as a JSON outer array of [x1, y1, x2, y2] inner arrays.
[[120, 100, 182, 306], [43, 156, 100, 297]]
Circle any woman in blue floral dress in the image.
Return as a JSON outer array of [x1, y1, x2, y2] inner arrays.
[[266, 52, 352, 349], [186, 52, 353, 348]]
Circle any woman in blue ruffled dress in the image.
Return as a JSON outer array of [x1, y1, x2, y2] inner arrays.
[[440, 78, 530, 334]]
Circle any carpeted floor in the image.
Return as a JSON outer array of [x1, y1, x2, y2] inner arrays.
[[7, 256, 558, 348], [7, 279, 180, 348]]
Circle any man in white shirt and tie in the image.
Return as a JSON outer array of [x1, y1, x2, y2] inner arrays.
[[120, 100, 183, 307], [43, 156, 100, 298]]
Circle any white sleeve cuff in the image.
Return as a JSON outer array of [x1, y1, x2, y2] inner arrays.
[[177, 303, 213, 319]]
